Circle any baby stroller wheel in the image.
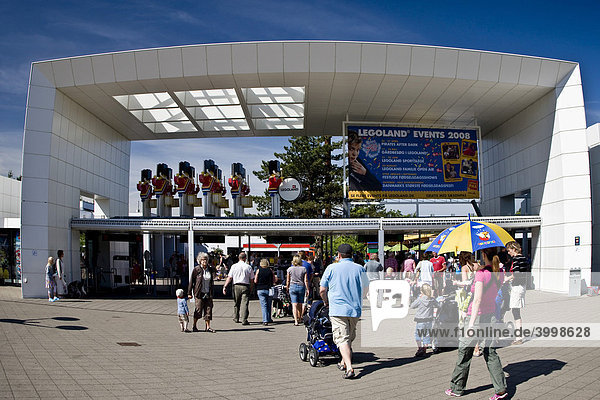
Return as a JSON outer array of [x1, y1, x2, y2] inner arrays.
[[308, 346, 319, 367], [299, 343, 308, 362]]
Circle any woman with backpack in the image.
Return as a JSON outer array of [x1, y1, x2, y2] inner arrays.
[[446, 247, 508, 400]]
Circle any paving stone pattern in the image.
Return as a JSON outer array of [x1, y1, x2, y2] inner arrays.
[[1, 287, 600, 399]]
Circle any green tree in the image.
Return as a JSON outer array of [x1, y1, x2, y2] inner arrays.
[[253, 136, 343, 218], [350, 203, 415, 218]]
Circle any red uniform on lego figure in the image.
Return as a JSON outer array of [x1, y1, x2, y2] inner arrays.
[[228, 175, 241, 196], [212, 178, 223, 195], [268, 172, 282, 195], [241, 183, 250, 196], [174, 174, 190, 194], [152, 174, 172, 196], [175, 174, 199, 195], [198, 172, 215, 194], [137, 181, 153, 200]]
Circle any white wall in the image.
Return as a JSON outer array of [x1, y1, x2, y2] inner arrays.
[[21, 64, 130, 297], [587, 123, 600, 284], [0, 175, 21, 219], [480, 65, 591, 292]]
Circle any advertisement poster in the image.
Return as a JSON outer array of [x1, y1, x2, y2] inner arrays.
[[15, 231, 21, 280], [347, 125, 479, 200]]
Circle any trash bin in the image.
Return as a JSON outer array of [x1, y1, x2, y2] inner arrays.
[[569, 268, 581, 297]]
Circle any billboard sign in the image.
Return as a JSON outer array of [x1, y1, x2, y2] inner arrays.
[[347, 125, 479, 200]]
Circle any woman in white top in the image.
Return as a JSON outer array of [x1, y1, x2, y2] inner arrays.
[[414, 252, 434, 287]]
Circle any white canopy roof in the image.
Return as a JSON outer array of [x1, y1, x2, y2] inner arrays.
[[31, 41, 578, 140]]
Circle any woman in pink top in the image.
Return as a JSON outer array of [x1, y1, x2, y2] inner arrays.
[[446, 247, 507, 400], [402, 254, 415, 279]]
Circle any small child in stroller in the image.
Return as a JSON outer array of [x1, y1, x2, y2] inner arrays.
[[298, 300, 339, 367]]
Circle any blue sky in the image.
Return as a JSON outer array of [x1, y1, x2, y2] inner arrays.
[[1, 0, 599, 214]]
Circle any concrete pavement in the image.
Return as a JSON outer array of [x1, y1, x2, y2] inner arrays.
[[1, 287, 600, 399]]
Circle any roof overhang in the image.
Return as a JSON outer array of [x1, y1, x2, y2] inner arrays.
[[31, 41, 578, 140], [70, 215, 542, 236]]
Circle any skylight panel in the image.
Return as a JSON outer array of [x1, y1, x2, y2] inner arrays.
[[243, 87, 304, 104], [199, 119, 250, 131], [250, 104, 304, 118], [175, 89, 240, 106], [253, 118, 304, 130], [145, 121, 197, 133], [113, 92, 177, 110], [189, 105, 245, 120]]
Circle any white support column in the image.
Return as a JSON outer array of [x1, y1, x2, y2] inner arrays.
[[188, 227, 195, 284], [143, 233, 151, 273], [68, 228, 73, 282]]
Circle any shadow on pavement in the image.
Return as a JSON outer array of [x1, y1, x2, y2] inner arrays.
[[0, 316, 87, 330], [212, 327, 274, 332], [355, 352, 424, 378], [52, 299, 92, 303], [55, 325, 88, 330], [52, 316, 79, 321], [465, 358, 567, 397]]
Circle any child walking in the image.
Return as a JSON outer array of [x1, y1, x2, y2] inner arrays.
[[410, 283, 438, 357], [45, 257, 58, 302], [176, 289, 190, 332]]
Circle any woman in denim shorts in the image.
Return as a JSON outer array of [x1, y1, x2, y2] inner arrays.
[[286, 255, 309, 326]]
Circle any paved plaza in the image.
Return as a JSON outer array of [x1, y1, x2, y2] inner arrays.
[[1, 286, 600, 400]]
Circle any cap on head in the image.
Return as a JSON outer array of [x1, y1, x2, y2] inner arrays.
[[337, 243, 353, 256]]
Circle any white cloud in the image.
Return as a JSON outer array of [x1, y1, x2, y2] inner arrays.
[[586, 101, 600, 126], [0, 63, 30, 96], [213, 0, 422, 42]]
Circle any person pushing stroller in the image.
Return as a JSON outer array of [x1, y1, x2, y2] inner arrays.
[[319, 244, 369, 379]]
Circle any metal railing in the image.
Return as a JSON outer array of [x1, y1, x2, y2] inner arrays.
[[71, 215, 541, 233]]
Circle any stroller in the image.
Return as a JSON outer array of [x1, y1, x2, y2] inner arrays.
[[271, 284, 292, 318], [298, 300, 339, 367], [432, 293, 459, 352], [66, 280, 87, 299]]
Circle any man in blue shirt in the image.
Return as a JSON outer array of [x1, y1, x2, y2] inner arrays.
[[320, 244, 369, 379]]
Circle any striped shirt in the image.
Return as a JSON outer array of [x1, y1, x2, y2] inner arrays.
[[510, 254, 530, 286]]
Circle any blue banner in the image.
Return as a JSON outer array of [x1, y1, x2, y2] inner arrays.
[[347, 125, 479, 199]]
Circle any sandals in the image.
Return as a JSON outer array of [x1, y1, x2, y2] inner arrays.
[[337, 362, 346, 371], [342, 369, 355, 379], [205, 328, 215, 333]]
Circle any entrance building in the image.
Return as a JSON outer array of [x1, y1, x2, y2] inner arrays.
[[21, 41, 590, 296]]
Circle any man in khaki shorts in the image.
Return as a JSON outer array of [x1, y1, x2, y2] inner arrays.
[[320, 244, 369, 379]]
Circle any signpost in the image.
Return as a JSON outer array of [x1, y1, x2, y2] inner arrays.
[[279, 178, 302, 202]]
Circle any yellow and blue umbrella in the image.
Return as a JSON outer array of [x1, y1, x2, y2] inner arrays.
[[426, 218, 514, 254]]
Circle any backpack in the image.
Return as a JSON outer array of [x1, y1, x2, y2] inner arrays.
[[456, 269, 498, 313]]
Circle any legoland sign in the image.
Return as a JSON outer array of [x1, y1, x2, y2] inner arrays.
[[279, 178, 302, 201]]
